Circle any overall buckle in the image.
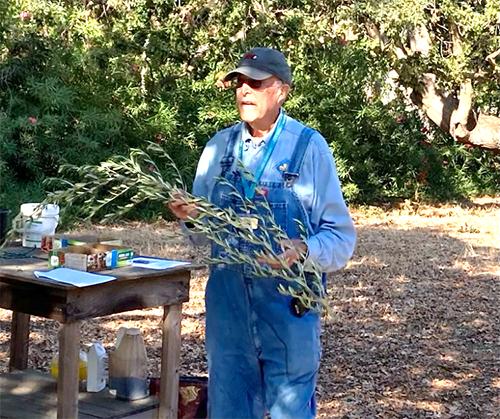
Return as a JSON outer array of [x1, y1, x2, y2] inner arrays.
[[290, 297, 309, 317], [283, 171, 299, 188]]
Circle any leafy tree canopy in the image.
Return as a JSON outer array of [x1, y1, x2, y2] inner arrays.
[[0, 0, 499, 215]]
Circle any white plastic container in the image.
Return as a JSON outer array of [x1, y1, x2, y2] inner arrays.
[[87, 342, 107, 392], [115, 326, 127, 349], [108, 327, 127, 392], [108, 328, 148, 400], [13, 203, 60, 247]]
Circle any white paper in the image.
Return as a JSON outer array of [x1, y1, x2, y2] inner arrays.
[[33, 268, 116, 287], [132, 257, 190, 270]]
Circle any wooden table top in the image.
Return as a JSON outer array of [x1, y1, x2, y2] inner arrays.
[[0, 246, 203, 322], [0, 246, 203, 288]]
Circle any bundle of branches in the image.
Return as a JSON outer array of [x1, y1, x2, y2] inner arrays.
[[44, 142, 328, 314]]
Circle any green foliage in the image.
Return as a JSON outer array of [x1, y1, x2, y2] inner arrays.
[[1, 0, 499, 216], [44, 145, 328, 313], [346, 0, 500, 87]]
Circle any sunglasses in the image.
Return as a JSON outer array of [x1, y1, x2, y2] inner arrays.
[[233, 77, 264, 89]]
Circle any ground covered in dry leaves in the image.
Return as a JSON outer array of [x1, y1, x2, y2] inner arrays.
[[1, 198, 499, 418]]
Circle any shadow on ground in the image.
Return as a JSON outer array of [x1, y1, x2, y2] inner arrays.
[[319, 225, 498, 418], [0, 222, 498, 418]]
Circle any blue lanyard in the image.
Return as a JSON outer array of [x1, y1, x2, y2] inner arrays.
[[238, 111, 286, 200]]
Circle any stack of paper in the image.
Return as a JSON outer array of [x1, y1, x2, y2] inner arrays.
[[34, 268, 116, 287]]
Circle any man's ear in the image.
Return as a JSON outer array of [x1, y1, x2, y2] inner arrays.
[[278, 84, 291, 106]]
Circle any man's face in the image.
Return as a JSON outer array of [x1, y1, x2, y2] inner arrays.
[[234, 75, 289, 129]]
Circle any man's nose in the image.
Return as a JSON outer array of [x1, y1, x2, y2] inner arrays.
[[240, 82, 252, 94]]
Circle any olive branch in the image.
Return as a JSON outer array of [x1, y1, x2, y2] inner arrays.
[[44, 142, 329, 314]]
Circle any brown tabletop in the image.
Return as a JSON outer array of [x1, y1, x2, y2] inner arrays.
[[0, 247, 201, 419]]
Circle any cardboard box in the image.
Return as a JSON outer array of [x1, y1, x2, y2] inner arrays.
[[41, 234, 122, 252], [48, 243, 134, 271]]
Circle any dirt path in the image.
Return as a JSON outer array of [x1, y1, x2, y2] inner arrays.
[[1, 198, 498, 418]]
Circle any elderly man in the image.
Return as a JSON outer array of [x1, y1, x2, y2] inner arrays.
[[169, 47, 356, 419]]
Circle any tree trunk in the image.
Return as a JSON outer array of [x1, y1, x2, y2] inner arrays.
[[410, 73, 500, 151]]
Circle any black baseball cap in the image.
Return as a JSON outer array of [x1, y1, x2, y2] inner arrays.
[[224, 47, 292, 85]]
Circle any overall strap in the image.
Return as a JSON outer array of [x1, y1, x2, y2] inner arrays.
[[220, 124, 242, 177], [283, 126, 316, 187]]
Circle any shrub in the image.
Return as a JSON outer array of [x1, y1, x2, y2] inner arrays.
[[1, 0, 498, 217]]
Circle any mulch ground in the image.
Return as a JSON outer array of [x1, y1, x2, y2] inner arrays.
[[1, 197, 498, 418]]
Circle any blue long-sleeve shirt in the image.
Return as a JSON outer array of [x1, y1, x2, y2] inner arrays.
[[190, 111, 356, 272]]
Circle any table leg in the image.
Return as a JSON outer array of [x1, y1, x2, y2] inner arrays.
[[57, 321, 81, 419], [158, 304, 182, 419], [9, 311, 31, 371]]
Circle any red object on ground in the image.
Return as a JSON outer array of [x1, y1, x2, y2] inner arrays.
[[149, 376, 208, 419]]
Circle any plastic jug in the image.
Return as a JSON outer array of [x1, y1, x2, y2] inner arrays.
[[13, 203, 60, 247], [108, 327, 148, 400], [87, 342, 107, 392], [50, 350, 87, 381]]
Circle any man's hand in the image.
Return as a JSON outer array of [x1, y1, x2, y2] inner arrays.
[[257, 239, 308, 269], [167, 190, 199, 220]]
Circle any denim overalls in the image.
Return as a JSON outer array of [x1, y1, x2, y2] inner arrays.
[[205, 121, 321, 419]]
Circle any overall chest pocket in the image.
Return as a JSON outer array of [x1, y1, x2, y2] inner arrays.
[[247, 200, 288, 257], [211, 186, 290, 271]]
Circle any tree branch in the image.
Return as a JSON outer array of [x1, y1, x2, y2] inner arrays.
[[408, 25, 431, 56], [485, 47, 500, 67], [450, 22, 463, 56], [450, 79, 476, 141], [363, 21, 389, 51], [410, 74, 500, 151]]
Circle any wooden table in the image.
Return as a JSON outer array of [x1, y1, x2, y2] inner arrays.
[[0, 247, 198, 419]]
